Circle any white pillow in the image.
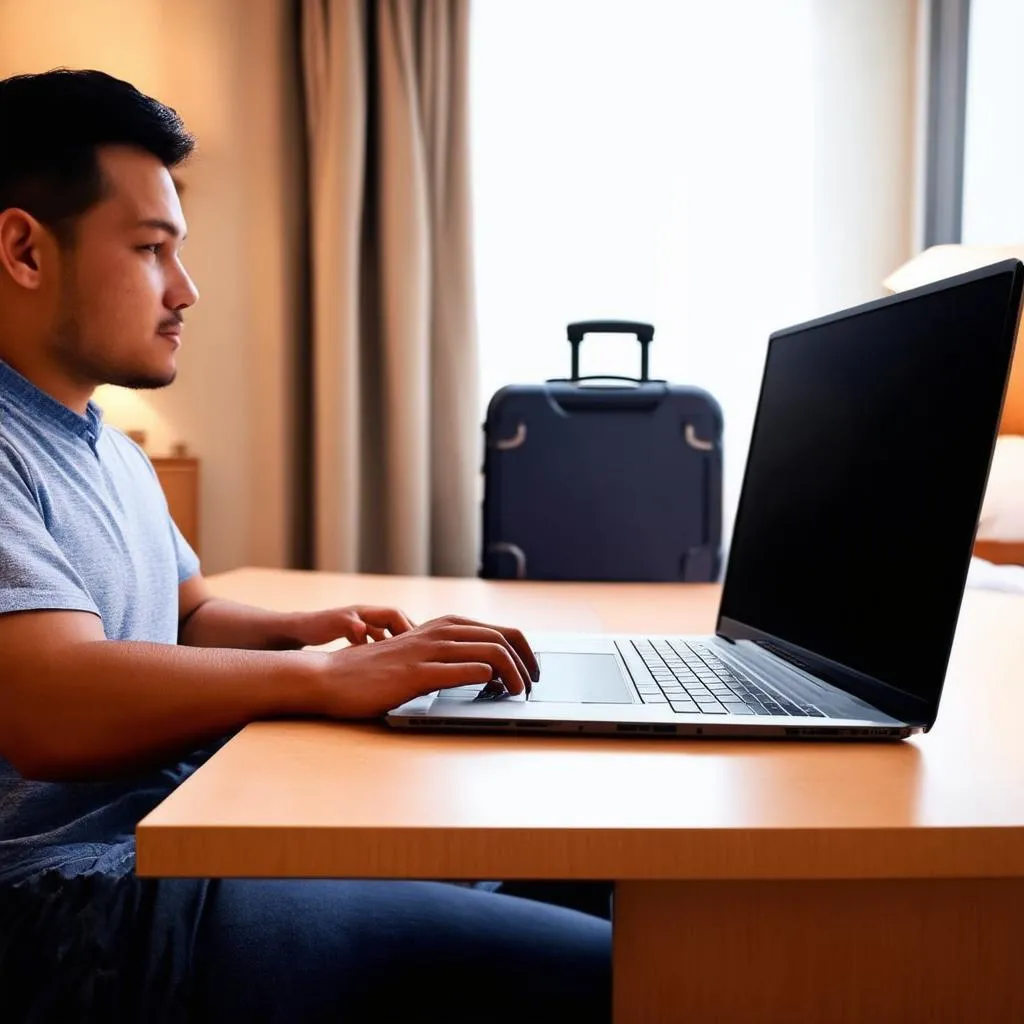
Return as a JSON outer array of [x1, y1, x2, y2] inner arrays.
[[978, 435, 1024, 541]]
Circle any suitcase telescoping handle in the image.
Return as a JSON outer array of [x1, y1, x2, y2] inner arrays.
[[567, 321, 654, 383]]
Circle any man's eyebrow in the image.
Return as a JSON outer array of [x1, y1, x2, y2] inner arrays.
[[135, 218, 187, 241]]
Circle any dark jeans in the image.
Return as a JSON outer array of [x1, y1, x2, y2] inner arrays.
[[1, 869, 612, 1023], [190, 878, 611, 1023]]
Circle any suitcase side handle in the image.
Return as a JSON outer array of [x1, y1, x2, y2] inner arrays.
[[566, 320, 654, 382]]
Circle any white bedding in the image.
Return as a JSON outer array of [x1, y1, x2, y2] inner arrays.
[[967, 556, 1024, 594], [964, 434, 1024, 593]]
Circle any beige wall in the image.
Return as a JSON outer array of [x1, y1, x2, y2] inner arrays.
[[810, 0, 920, 313], [0, 0, 302, 573]]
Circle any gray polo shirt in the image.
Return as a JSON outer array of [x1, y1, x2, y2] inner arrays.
[[0, 357, 206, 884]]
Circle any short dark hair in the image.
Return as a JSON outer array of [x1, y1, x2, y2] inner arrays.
[[0, 68, 194, 244]]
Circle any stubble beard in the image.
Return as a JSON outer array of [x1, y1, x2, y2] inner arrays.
[[52, 277, 177, 392]]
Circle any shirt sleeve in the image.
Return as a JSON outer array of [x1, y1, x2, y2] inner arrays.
[[170, 517, 200, 585], [114, 430, 201, 586], [0, 441, 101, 619]]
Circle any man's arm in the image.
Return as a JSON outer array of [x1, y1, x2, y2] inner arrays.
[[0, 607, 537, 783], [0, 608, 323, 781], [177, 575, 416, 650], [177, 574, 310, 650]]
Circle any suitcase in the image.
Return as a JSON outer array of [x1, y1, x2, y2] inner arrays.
[[480, 320, 723, 582]]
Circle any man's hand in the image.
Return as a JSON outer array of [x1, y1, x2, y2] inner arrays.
[[311, 615, 540, 719], [292, 605, 416, 647]]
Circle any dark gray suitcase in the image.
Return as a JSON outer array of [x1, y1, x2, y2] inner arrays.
[[480, 321, 723, 582]]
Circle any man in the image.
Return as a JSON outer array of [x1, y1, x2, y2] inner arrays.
[[0, 69, 609, 1022]]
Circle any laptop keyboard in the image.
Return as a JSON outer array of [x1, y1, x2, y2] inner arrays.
[[619, 639, 827, 717]]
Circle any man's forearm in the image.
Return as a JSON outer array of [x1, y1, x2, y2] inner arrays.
[[179, 597, 308, 650], [5, 640, 325, 781]]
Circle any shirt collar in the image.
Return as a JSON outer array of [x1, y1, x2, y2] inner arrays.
[[0, 359, 104, 446]]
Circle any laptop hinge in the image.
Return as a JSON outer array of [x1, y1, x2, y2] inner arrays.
[[716, 617, 933, 727]]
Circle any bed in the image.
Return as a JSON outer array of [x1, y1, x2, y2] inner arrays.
[[974, 333, 1024, 567]]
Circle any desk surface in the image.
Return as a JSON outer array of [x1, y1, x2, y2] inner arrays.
[[137, 567, 1024, 880]]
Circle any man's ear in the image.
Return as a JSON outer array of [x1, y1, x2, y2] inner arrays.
[[0, 208, 53, 289]]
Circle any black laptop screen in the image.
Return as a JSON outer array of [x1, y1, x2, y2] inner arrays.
[[719, 266, 1021, 708]]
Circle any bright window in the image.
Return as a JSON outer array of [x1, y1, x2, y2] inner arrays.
[[471, 0, 916, 547]]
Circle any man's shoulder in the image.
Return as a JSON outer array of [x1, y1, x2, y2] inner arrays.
[[98, 424, 160, 482], [0, 428, 37, 493], [0, 401, 60, 477], [102, 422, 149, 459]]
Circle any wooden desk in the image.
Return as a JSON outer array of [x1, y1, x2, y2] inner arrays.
[[137, 568, 1024, 1023]]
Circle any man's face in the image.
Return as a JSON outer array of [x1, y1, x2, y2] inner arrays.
[[52, 145, 199, 390]]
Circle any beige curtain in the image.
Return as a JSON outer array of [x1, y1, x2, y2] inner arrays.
[[301, 0, 479, 576]]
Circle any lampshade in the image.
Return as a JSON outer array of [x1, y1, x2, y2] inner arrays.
[[884, 244, 1024, 435]]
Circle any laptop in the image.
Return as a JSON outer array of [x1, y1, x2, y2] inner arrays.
[[389, 259, 1024, 740]]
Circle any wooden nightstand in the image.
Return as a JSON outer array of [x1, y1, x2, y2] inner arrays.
[[152, 456, 201, 556]]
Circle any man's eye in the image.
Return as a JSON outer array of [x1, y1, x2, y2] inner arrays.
[[139, 243, 162, 255]]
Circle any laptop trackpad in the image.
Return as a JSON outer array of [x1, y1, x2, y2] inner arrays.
[[532, 652, 633, 703]]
